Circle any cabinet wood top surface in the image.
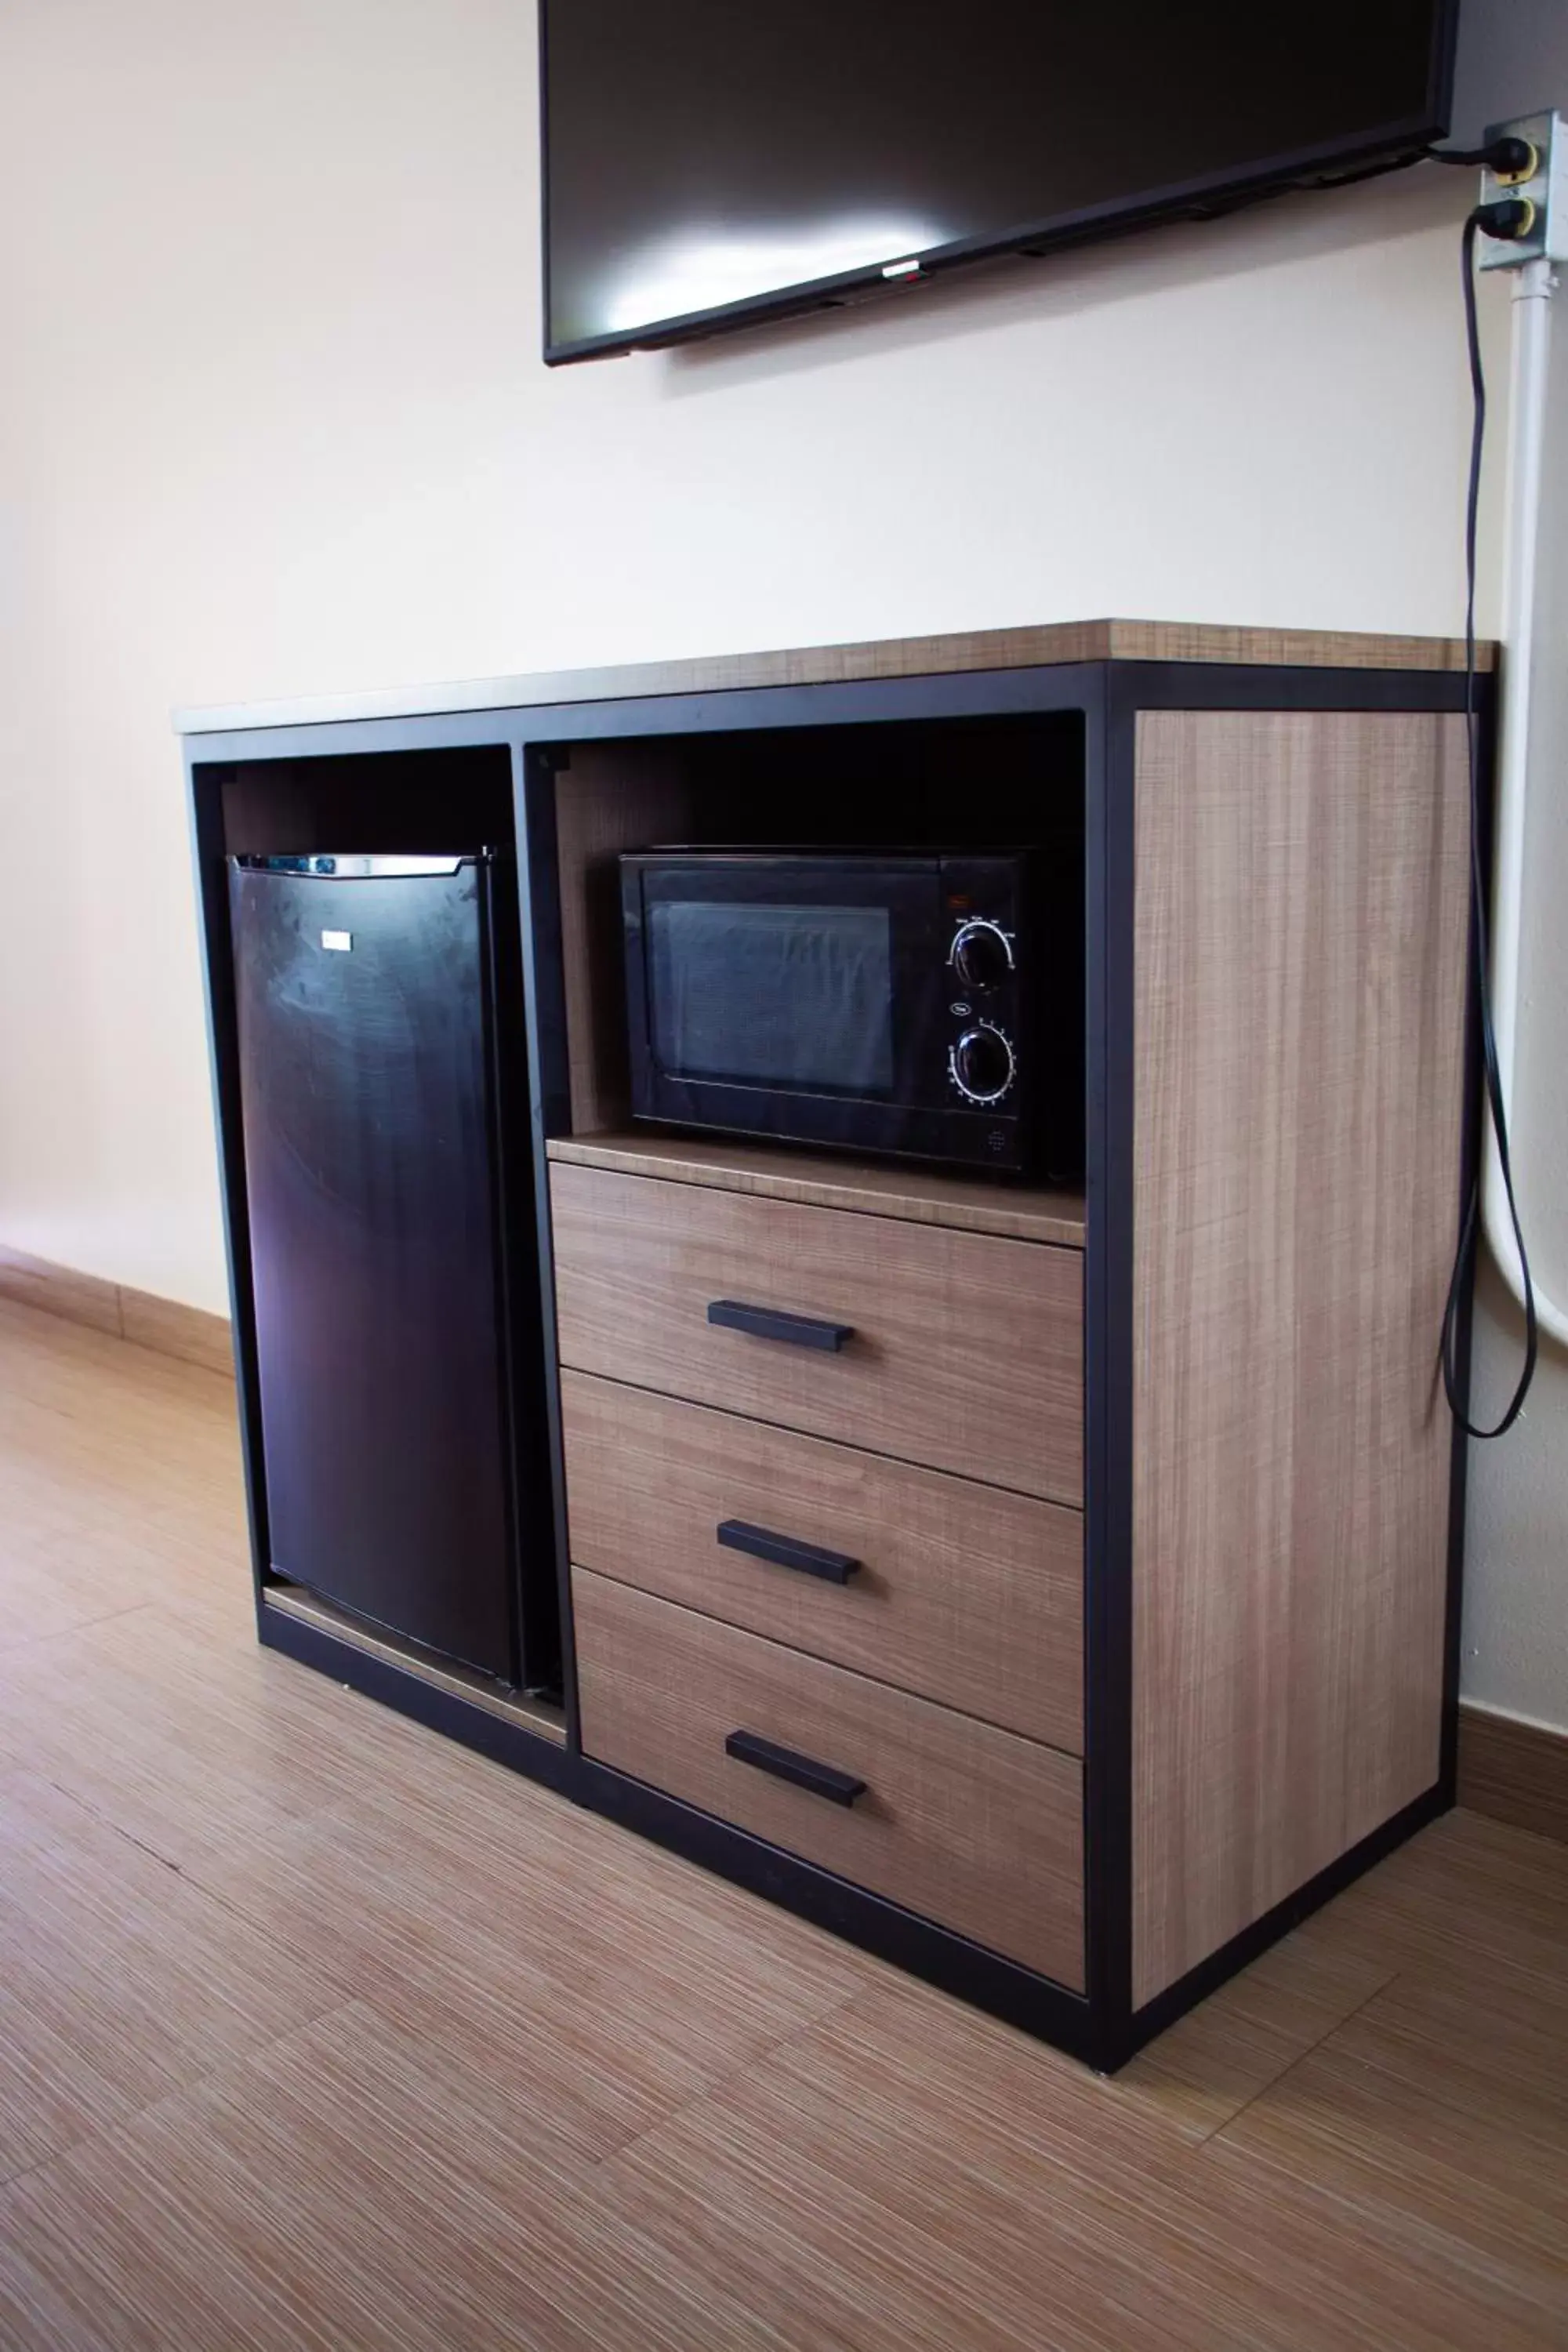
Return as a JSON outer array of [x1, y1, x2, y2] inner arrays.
[[175, 618, 1494, 735]]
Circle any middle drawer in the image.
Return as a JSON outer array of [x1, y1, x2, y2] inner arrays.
[[561, 1370, 1084, 1751], [549, 1161, 1083, 1501]]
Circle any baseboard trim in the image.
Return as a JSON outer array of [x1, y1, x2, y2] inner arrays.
[[118, 1283, 234, 1376], [1458, 1701, 1568, 1847], [0, 1243, 233, 1377]]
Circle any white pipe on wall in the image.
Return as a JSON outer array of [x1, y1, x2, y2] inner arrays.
[[1483, 254, 1568, 1349]]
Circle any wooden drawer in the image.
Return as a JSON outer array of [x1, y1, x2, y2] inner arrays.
[[573, 1568, 1085, 1988], [561, 1370, 1083, 1751], [550, 1163, 1083, 1502]]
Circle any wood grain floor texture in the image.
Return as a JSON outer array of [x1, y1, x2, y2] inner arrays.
[[0, 1297, 1563, 2350]]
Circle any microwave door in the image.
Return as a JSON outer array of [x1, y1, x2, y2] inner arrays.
[[627, 862, 943, 1152]]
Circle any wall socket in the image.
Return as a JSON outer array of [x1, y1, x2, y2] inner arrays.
[[1479, 111, 1565, 270]]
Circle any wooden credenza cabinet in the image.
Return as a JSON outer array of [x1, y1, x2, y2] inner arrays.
[[184, 620, 1484, 2069]]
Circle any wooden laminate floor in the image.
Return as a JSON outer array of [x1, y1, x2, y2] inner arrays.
[[0, 1296, 1564, 2350]]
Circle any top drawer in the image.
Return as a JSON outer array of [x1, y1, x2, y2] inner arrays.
[[549, 1163, 1083, 1502]]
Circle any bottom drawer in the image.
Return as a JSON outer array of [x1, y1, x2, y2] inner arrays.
[[574, 1568, 1084, 1990]]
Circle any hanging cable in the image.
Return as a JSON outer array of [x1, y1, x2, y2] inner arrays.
[[1440, 208, 1540, 1438]]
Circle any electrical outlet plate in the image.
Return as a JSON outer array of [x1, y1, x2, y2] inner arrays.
[[1479, 110, 1566, 269]]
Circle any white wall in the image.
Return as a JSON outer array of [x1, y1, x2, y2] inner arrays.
[[1, 1, 1564, 1724]]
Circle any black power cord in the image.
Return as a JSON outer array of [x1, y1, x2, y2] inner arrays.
[[1427, 135, 1537, 177], [1172, 136, 1536, 235], [1439, 204, 1540, 1439], [1302, 136, 1535, 200]]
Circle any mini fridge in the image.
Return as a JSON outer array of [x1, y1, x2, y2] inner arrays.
[[227, 852, 558, 1691]]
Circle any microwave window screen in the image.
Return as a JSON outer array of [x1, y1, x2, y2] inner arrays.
[[648, 900, 895, 1093]]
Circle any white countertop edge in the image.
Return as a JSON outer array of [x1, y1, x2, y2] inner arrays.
[[171, 660, 692, 737], [171, 619, 1486, 737], [170, 622, 1118, 734]]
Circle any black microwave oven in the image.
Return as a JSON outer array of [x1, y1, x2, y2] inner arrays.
[[619, 849, 1083, 1178]]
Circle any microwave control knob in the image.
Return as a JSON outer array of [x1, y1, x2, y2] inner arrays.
[[950, 1023, 1015, 1105], [949, 919, 1014, 991]]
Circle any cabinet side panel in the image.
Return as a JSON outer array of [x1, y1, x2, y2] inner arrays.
[[554, 747, 694, 1134], [1131, 710, 1469, 2008]]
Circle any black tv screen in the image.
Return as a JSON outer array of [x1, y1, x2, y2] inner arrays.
[[541, 1, 1455, 362]]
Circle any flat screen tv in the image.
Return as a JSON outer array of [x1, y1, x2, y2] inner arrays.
[[541, 1, 1457, 362]]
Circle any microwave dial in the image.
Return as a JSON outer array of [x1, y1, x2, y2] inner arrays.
[[949, 918, 1014, 992], [949, 1022, 1016, 1105]]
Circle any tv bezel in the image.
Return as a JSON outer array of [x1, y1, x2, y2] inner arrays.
[[539, 0, 1458, 365]]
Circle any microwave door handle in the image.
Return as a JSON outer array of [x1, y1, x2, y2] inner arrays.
[[706, 1300, 854, 1352]]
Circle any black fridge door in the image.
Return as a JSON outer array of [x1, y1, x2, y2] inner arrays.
[[228, 853, 539, 1685]]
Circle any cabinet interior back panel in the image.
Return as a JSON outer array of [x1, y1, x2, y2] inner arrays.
[[1130, 709, 1470, 2009]]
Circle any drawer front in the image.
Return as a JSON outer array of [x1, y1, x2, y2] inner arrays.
[[573, 1568, 1085, 1989], [561, 1371, 1083, 1751], [550, 1163, 1083, 1503]]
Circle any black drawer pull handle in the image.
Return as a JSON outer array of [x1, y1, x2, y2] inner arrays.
[[724, 1730, 867, 1806], [707, 1299, 854, 1352], [717, 1519, 861, 1585]]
